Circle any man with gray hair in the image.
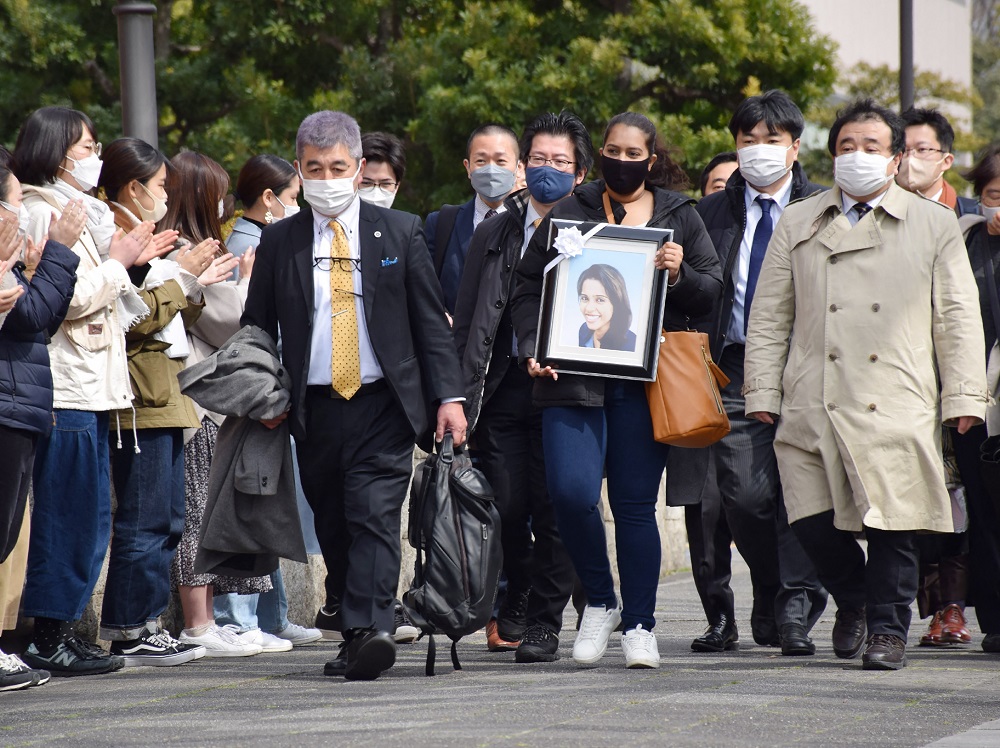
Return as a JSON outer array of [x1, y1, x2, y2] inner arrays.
[[243, 110, 467, 681]]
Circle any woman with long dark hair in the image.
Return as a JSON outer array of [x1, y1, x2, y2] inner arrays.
[[14, 106, 157, 677], [158, 151, 270, 657], [576, 263, 636, 352], [510, 111, 722, 669], [96, 138, 230, 666]]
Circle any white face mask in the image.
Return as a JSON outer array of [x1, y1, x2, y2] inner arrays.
[[135, 182, 168, 223], [300, 165, 361, 217], [0, 200, 29, 234], [737, 143, 793, 188], [834, 151, 896, 198], [274, 196, 300, 221], [358, 185, 397, 209], [64, 152, 103, 192], [218, 199, 226, 219], [982, 203, 1000, 222]]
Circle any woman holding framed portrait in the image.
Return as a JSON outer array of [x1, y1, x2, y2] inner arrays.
[[510, 111, 722, 670]]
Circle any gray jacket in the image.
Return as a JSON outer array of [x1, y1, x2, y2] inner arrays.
[[178, 325, 307, 577]]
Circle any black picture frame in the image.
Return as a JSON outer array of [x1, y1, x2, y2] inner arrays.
[[535, 219, 672, 381]]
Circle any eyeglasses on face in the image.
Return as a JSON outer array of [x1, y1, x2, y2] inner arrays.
[[313, 256, 362, 272], [903, 147, 946, 159], [360, 179, 399, 191], [526, 155, 576, 171]]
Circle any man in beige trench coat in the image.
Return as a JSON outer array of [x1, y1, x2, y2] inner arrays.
[[743, 99, 989, 671]]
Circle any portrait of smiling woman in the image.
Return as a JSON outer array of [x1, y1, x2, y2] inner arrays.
[[576, 263, 636, 352]]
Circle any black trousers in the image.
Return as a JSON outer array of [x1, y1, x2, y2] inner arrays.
[[474, 362, 576, 633], [296, 385, 414, 633], [716, 345, 827, 632], [684, 454, 736, 625], [791, 510, 918, 640], [0, 425, 36, 563], [954, 424, 1000, 633]]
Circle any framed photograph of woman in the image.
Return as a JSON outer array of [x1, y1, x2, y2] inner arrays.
[[534, 219, 673, 380]]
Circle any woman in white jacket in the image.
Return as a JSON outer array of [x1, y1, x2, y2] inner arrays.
[[13, 107, 166, 677]]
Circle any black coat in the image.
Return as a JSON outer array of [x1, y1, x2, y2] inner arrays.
[[452, 189, 530, 431], [694, 163, 825, 359], [241, 201, 464, 451], [0, 241, 79, 435], [509, 180, 723, 409]]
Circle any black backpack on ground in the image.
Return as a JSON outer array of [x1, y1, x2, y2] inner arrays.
[[403, 434, 502, 675]]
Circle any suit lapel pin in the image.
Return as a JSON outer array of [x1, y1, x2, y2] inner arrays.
[[374, 231, 382, 238]]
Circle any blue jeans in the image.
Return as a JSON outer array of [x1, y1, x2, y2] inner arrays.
[[214, 569, 289, 633], [101, 428, 185, 640], [541, 380, 668, 631], [23, 410, 112, 621]]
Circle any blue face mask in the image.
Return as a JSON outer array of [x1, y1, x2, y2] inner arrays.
[[525, 165, 576, 205]]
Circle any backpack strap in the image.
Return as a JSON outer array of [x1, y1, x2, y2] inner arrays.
[[450, 639, 462, 671], [434, 204, 461, 277], [425, 633, 436, 676]]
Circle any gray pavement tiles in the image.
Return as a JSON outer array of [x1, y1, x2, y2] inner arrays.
[[2, 557, 999, 747]]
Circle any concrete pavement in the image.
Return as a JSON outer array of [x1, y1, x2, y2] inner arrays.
[[2, 552, 999, 747]]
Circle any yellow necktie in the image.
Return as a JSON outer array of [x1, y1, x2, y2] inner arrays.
[[532, 218, 542, 228], [328, 220, 361, 399]]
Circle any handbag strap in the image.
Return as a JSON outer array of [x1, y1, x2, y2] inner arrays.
[[980, 236, 1000, 347]]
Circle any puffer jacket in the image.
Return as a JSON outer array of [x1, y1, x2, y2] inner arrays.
[[509, 179, 723, 409], [0, 241, 80, 434]]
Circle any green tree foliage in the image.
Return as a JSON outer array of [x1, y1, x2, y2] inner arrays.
[[973, 0, 1000, 151], [0, 0, 837, 213]]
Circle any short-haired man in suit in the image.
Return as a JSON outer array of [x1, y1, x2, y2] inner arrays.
[[897, 107, 977, 216], [359, 132, 406, 210], [453, 110, 593, 663], [691, 90, 828, 656], [243, 110, 467, 681], [425, 124, 522, 314]]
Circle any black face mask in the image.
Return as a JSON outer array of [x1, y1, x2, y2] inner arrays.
[[601, 154, 650, 194]]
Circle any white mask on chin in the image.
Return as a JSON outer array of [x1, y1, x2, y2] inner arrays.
[[299, 165, 361, 217], [834, 151, 896, 198]]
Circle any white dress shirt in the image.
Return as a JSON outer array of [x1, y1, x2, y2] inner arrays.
[[726, 174, 795, 345], [841, 189, 889, 227], [474, 194, 507, 229], [521, 200, 542, 256], [306, 196, 384, 385]]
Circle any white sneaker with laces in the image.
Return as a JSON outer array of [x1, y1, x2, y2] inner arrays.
[[238, 628, 293, 653], [178, 624, 263, 658], [572, 604, 622, 665], [621, 624, 660, 669], [271, 622, 323, 646]]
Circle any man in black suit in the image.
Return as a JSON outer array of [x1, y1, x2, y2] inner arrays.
[[689, 90, 827, 657], [243, 110, 467, 681], [425, 123, 521, 314]]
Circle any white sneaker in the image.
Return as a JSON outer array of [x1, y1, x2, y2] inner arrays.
[[271, 622, 323, 646], [621, 625, 660, 669], [572, 604, 622, 665], [237, 628, 293, 653], [178, 625, 263, 658]]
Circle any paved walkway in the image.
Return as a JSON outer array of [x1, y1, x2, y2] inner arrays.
[[3, 553, 1000, 747]]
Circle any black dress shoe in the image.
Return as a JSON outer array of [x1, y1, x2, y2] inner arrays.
[[779, 623, 815, 656], [323, 645, 347, 676], [315, 598, 343, 642], [751, 593, 780, 646], [862, 633, 906, 670], [691, 615, 739, 652], [832, 606, 866, 659], [344, 629, 396, 681], [982, 633, 1000, 653]]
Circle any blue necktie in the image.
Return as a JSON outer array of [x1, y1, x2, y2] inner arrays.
[[744, 197, 774, 335]]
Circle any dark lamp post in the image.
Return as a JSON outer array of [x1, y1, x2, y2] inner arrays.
[[114, 1, 159, 147]]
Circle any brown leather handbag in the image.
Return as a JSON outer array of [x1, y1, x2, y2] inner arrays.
[[645, 329, 731, 447]]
